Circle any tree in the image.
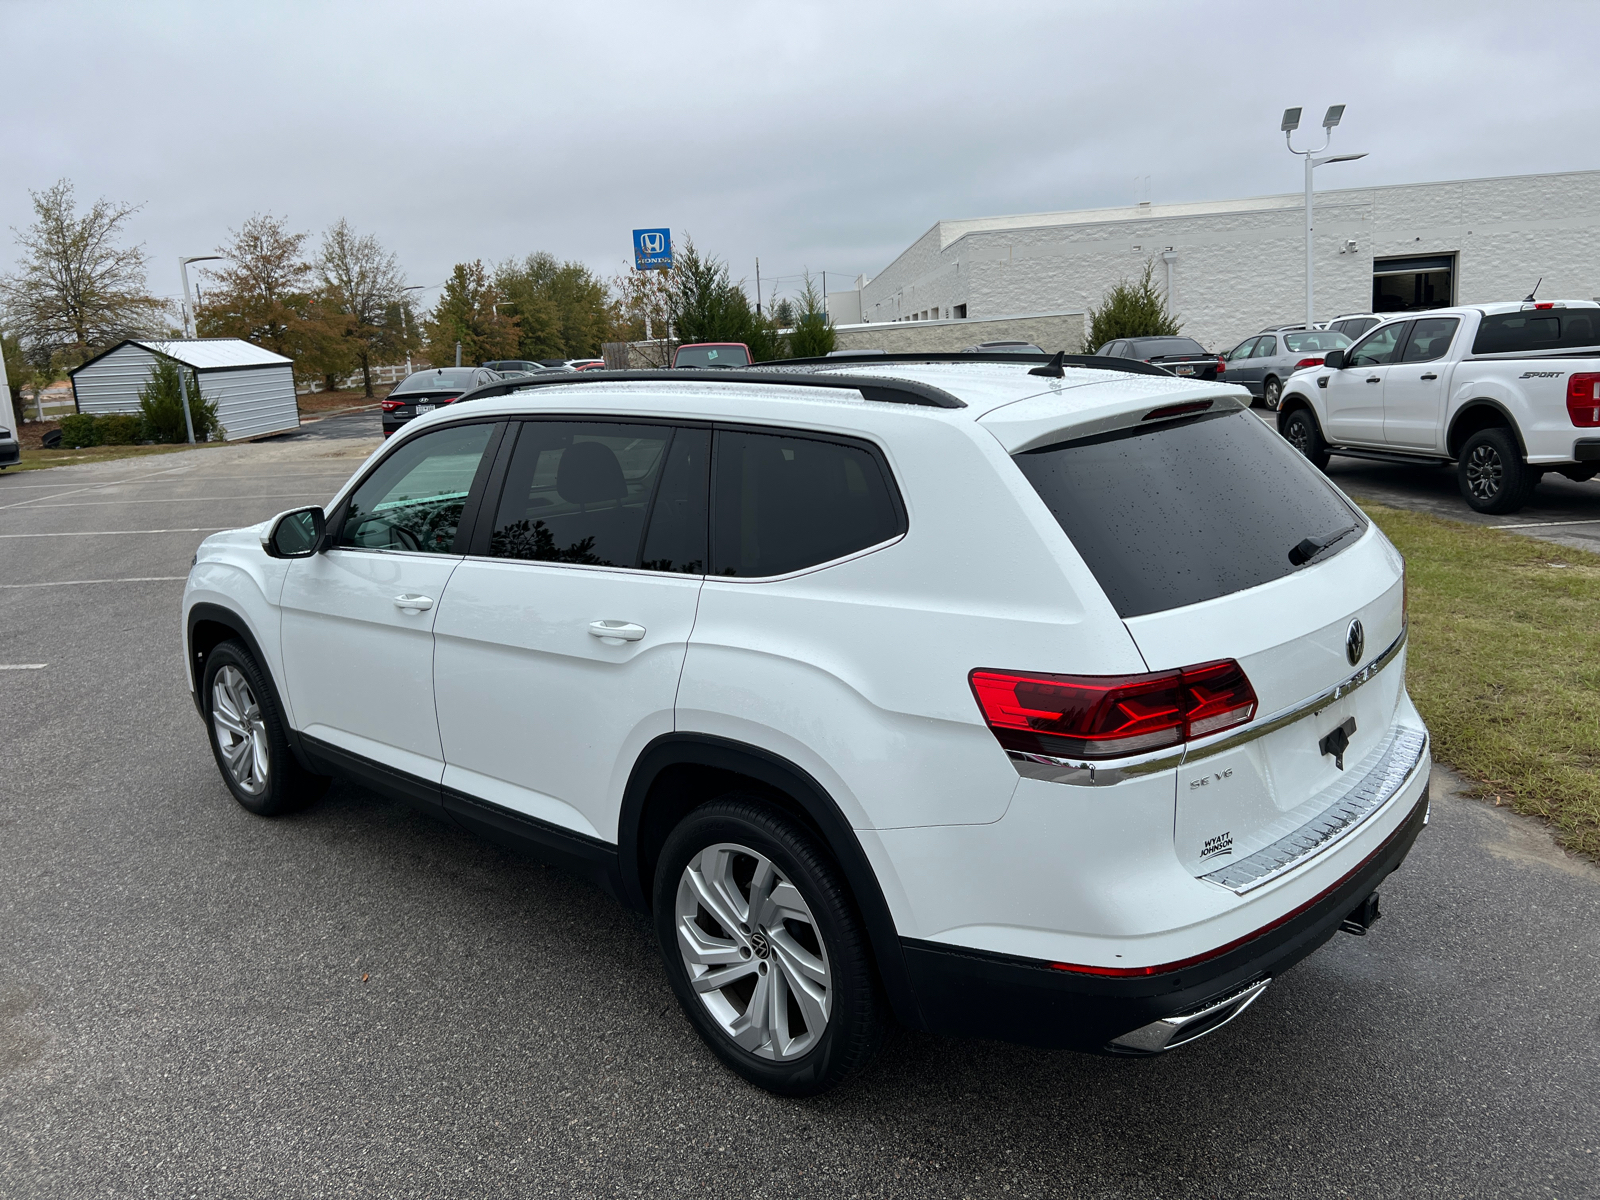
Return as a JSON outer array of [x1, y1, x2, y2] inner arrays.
[[787, 272, 835, 358], [3, 329, 58, 426], [0, 179, 166, 367], [318, 219, 408, 396], [495, 253, 613, 361], [664, 238, 784, 361], [197, 213, 348, 387], [1083, 258, 1181, 351], [424, 261, 517, 367], [610, 264, 674, 344]]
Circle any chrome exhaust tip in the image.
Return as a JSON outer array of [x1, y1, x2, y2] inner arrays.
[[1107, 977, 1272, 1054]]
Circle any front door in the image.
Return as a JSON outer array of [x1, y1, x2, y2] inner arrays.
[[1323, 321, 1408, 445], [1383, 316, 1460, 451], [432, 419, 710, 841], [1223, 337, 1263, 395], [279, 420, 500, 789]]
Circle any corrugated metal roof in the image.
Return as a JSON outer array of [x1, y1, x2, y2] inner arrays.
[[135, 338, 293, 369]]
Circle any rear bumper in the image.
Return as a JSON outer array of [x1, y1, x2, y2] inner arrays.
[[0, 441, 19, 466], [900, 774, 1431, 1052], [1574, 438, 1600, 462]]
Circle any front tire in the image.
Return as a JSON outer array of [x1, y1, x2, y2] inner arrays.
[[1458, 427, 1535, 514], [1281, 406, 1331, 471], [653, 797, 885, 1096], [202, 640, 327, 816]]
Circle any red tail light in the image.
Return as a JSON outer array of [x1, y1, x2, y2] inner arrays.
[[1215, 356, 1226, 374], [1294, 357, 1324, 370], [1567, 373, 1600, 427], [381, 399, 405, 412], [969, 660, 1257, 760]]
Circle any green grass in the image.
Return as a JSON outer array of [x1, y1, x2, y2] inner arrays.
[[1359, 500, 1600, 860], [4, 443, 222, 472]]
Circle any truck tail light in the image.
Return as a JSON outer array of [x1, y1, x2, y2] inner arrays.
[[969, 660, 1257, 760], [1294, 357, 1324, 370], [1567, 373, 1600, 427]]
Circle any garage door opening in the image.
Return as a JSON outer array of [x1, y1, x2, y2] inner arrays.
[[1373, 254, 1455, 313]]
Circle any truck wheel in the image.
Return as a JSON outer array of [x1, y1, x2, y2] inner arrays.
[[1281, 407, 1330, 471], [1459, 427, 1536, 514], [1263, 377, 1283, 410]]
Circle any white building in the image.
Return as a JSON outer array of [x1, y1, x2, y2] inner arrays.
[[838, 168, 1600, 352]]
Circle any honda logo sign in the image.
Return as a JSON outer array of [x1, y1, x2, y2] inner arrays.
[[633, 228, 672, 271]]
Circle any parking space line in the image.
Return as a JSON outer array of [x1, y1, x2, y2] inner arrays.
[[0, 464, 199, 512], [0, 577, 187, 588], [0, 663, 48, 670], [0, 528, 225, 537]]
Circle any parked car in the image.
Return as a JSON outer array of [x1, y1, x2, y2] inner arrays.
[[1277, 300, 1600, 512], [1325, 313, 1393, 341], [672, 342, 752, 369], [185, 354, 1429, 1096], [380, 367, 502, 437], [0, 423, 18, 468], [963, 340, 1046, 354], [482, 360, 560, 377], [567, 359, 607, 371], [1096, 336, 1222, 380], [1221, 329, 1353, 409]]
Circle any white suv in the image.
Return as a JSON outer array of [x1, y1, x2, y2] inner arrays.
[[183, 354, 1432, 1095]]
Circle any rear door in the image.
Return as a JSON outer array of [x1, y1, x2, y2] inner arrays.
[[431, 419, 709, 841], [1383, 316, 1460, 451], [1010, 408, 1412, 886], [1324, 321, 1407, 444]]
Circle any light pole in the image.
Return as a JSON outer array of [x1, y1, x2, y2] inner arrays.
[[1282, 105, 1366, 329], [400, 284, 425, 375], [175, 255, 222, 444]]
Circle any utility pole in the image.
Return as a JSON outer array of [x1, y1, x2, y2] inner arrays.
[[1281, 105, 1365, 329], [755, 258, 762, 315]]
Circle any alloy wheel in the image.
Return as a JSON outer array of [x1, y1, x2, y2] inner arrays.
[[674, 841, 833, 1061], [212, 665, 269, 796], [1286, 414, 1311, 455], [1465, 443, 1503, 501]]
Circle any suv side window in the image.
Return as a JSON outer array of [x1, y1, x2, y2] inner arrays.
[[1399, 317, 1459, 363], [485, 420, 676, 567], [338, 421, 495, 553], [711, 429, 903, 577], [1349, 322, 1407, 367]]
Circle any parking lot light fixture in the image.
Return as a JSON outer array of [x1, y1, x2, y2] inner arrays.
[[1283, 106, 1366, 329], [178, 255, 223, 339]]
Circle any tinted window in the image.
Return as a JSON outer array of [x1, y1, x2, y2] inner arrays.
[[675, 345, 751, 369], [1284, 330, 1352, 353], [487, 421, 671, 567], [1472, 309, 1600, 354], [711, 430, 902, 577], [1349, 322, 1406, 367], [393, 368, 482, 394], [640, 427, 710, 573], [1399, 317, 1459, 363], [339, 422, 494, 553], [1129, 337, 1207, 358], [1014, 410, 1364, 618]]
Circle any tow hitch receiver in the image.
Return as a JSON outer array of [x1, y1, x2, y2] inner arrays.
[[1340, 891, 1382, 936]]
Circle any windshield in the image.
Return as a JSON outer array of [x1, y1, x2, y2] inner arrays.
[[1283, 331, 1352, 353], [393, 369, 482, 393], [1013, 410, 1365, 618], [1130, 337, 1207, 358], [675, 345, 751, 369]]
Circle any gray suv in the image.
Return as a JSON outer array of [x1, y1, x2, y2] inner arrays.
[[1221, 328, 1352, 409]]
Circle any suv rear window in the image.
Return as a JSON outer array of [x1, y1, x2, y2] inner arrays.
[[1472, 309, 1600, 354], [1014, 410, 1365, 618]]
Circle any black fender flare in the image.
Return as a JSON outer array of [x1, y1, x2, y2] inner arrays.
[[618, 732, 925, 1030], [1276, 393, 1320, 433], [1447, 399, 1527, 459]]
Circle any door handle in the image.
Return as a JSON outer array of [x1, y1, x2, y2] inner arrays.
[[1420, 372, 1438, 380], [589, 620, 645, 643], [393, 594, 434, 612], [1366, 376, 1382, 384]]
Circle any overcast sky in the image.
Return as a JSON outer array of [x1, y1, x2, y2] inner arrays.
[[4, 0, 1598, 313]]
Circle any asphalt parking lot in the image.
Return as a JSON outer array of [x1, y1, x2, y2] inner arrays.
[[2, 419, 1598, 1199]]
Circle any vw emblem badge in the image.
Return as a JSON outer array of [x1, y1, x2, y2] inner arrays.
[[1345, 618, 1365, 667]]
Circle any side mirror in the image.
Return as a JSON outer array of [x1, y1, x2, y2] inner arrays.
[[1323, 350, 1346, 370], [262, 506, 326, 558]]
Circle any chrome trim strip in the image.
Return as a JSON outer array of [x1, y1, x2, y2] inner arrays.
[[1107, 978, 1272, 1054], [1006, 624, 1408, 787], [1201, 726, 1428, 894]]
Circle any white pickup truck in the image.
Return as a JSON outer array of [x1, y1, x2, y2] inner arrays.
[[1275, 301, 1600, 513]]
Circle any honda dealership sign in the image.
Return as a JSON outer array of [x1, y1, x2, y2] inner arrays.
[[633, 228, 672, 271]]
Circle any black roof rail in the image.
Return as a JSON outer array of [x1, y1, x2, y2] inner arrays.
[[767, 350, 1177, 378], [452, 368, 967, 409]]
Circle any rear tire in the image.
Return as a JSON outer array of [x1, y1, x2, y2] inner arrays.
[[1281, 406, 1331, 471], [202, 640, 328, 816], [1458, 427, 1535, 514], [653, 796, 885, 1096], [1263, 377, 1283, 410]]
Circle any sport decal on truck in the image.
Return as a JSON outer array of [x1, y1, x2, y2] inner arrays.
[[1519, 370, 1563, 379], [1200, 830, 1235, 860]]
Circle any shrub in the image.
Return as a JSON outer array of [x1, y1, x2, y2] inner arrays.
[[98, 413, 142, 445], [1083, 258, 1182, 352], [59, 413, 97, 448], [138, 356, 222, 443]]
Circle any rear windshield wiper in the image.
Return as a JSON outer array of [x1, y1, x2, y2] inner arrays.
[[1288, 524, 1358, 566]]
